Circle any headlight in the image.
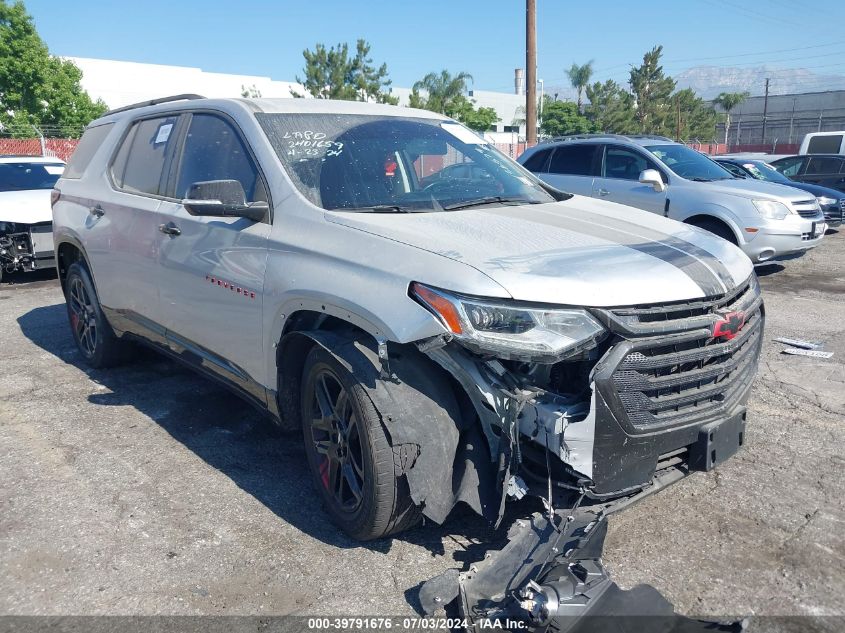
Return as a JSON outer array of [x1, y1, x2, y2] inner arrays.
[[817, 196, 837, 208], [753, 199, 790, 220], [410, 282, 605, 362]]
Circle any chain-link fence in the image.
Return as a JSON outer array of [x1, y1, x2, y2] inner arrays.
[[0, 137, 79, 162]]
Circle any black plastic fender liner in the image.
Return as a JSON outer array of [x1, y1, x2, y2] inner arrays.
[[282, 330, 499, 524]]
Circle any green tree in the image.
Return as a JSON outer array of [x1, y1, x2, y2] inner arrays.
[[672, 88, 717, 141], [584, 80, 637, 134], [293, 39, 397, 103], [0, 0, 106, 137], [539, 98, 594, 137], [240, 84, 262, 98], [410, 70, 473, 114], [629, 46, 676, 134], [446, 95, 499, 132], [713, 91, 749, 145], [566, 60, 594, 111]]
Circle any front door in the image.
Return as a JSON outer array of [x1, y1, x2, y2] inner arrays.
[[591, 144, 667, 215], [155, 112, 271, 401]]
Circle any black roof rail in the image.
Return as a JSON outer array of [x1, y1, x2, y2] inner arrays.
[[104, 94, 206, 117]]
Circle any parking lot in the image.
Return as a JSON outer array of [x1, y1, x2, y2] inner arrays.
[[1, 232, 843, 619]]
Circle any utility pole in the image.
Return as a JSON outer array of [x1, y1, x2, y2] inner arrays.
[[761, 77, 770, 145], [526, 0, 537, 144], [676, 95, 681, 141]]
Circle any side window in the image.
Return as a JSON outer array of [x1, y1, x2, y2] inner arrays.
[[522, 149, 551, 172], [548, 145, 600, 176], [175, 114, 264, 202], [807, 135, 842, 154], [64, 123, 114, 179], [805, 157, 842, 175], [775, 157, 804, 177], [113, 116, 180, 196], [603, 146, 654, 180]]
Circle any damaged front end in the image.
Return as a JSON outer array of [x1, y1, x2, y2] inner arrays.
[[408, 277, 763, 629], [0, 221, 55, 279]]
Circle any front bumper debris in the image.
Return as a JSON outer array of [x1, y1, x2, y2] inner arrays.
[[421, 493, 744, 632]]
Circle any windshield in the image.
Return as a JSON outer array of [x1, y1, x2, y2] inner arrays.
[[0, 162, 64, 192], [256, 113, 558, 212], [740, 161, 793, 184], [645, 144, 734, 181]]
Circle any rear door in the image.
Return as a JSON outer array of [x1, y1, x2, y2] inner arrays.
[[801, 156, 845, 192], [83, 114, 183, 341], [590, 144, 667, 214], [539, 143, 601, 195], [155, 111, 271, 400]]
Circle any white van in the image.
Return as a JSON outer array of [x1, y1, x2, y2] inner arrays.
[[799, 131, 845, 155]]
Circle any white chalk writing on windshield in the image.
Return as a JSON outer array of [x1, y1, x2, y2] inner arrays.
[[283, 131, 344, 157]]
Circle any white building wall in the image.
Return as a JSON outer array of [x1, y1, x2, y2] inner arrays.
[[68, 57, 528, 136]]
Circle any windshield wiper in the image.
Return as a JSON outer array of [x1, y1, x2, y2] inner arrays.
[[336, 205, 412, 213], [443, 196, 537, 211]]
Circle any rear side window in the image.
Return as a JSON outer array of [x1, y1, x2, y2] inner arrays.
[[174, 114, 264, 202], [112, 116, 179, 196], [805, 157, 843, 175], [807, 135, 842, 154], [63, 123, 113, 179], [522, 148, 551, 172], [548, 144, 600, 176]]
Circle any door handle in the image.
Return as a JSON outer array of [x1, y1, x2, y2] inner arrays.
[[597, 188, 610, 196], [89, 206, 104, 218], [158, 222, 181, 237]]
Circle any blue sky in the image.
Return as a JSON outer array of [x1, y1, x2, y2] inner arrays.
[[23, 0, 845, 94]]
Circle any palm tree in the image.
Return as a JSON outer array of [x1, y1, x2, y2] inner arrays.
[[412, 70, 473, 114], [567, 61, 594, 111], [713, 92, 750, 146]]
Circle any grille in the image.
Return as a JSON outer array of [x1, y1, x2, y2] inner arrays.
[[596, 279, 763, 431], [793, 199, 821, 218]]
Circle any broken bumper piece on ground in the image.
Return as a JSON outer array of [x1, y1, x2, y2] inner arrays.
[[420, 506, 744, 633]]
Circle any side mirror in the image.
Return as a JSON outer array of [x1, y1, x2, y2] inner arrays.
[[182, 180, 267, 222], [639, 169, 666, 193]]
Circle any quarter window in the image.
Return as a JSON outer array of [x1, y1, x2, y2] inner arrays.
[[175, 114, 264, 202], [521, 148, 551, 172], [64, 123, 113, 179], [548, 145, 600, 176], [112, 116, 179, 196]]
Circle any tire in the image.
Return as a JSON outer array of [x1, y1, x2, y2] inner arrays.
[[689, 218, 737, 245], [65, 262, 129, 368], [300, 345, 419, 540]]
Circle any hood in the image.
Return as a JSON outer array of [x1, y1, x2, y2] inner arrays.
[[706, 178, 818, 203], [0, 189, 53, 224], [781, 181, 844, 200], [326, 196, 753, 307]]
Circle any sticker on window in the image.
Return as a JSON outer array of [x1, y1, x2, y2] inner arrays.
[[44, 165, 65, 175], [441, 122, 486, 145], [154, 123, 173, 145]]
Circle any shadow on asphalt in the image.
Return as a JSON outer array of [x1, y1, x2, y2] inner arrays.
[[17, 302, 530, 592], [1, 268, 58, 286], [754, 263, 785, 277]]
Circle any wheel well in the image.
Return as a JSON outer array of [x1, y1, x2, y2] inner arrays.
[[56, 242, 86, 293], [683, 214, 738, 244], [275, 311, 376, 430]]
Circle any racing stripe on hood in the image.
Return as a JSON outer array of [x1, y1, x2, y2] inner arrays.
[[570, 207, 736, 292], [492, 206, 728, 297]]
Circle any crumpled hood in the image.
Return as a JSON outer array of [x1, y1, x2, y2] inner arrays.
[[0, 189, 53, 224], [326, 196, 753, 307], [702, 178, 817, 203]]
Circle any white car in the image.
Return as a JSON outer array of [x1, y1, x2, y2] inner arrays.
[[0, 155, 65, 281]]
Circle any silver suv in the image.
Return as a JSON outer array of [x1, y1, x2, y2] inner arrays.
[[52, 97, 762, 546], [519, 134, 826, 263]]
